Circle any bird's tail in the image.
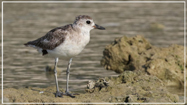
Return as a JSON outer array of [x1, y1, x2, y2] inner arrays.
[[24, 41, 34, 47]]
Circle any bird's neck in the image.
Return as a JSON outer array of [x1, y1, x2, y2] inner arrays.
[[72, 24, 90, 36]]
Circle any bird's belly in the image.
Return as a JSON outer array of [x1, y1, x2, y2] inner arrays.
[[47, 42, 85, 58]]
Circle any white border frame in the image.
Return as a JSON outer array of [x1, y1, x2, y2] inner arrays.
[[1, 1, 186, 104]]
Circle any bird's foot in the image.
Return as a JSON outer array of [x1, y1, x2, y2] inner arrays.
[[55, 91, 63, 97], [63, 91, 79, 98]]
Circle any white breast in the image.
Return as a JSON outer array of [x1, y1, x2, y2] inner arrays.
[[47, 30, 90, 58]]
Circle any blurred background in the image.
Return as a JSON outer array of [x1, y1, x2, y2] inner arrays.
[[1, 1, 184, 96]]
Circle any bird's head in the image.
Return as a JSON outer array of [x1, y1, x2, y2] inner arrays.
[[73, 15, 105, 31]]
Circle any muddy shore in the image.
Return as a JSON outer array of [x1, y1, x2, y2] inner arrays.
[[3, 71, 180, 103], [3, 35, 185, 104]]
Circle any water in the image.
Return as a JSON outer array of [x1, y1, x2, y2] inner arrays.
[[2, 2, 184, 98]]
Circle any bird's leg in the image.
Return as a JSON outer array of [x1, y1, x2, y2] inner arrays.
[[64, 58, 75, 98], [54, 57, 63, 97]]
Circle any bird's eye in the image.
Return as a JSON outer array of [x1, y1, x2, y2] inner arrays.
[[86, 20, 91, 24]]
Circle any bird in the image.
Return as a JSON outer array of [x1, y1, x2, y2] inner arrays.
[[24, 15, 105, 98]]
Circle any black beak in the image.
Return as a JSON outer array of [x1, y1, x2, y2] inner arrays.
[[94, 24, 105, 30]]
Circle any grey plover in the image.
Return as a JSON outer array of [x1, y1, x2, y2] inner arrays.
[[24, 15, 105, 98]]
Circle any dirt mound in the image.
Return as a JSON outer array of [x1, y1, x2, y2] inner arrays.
[[101, 35, 185, 87]]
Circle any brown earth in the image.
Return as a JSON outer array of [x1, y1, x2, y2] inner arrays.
[[101, 35, 186, 88], [3, 71, 179, 104]]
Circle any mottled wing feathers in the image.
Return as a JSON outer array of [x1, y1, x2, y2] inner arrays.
[[24, 24, 73, 50]]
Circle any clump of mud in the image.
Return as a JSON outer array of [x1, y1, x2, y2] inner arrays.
[[101, 35, 186, 87], [3, 71, 179, 103]]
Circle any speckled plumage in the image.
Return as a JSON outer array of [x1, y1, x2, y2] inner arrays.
[[24, 15, 105, 98], [24, 24, 73, 50], [24, 15, 104, 58]]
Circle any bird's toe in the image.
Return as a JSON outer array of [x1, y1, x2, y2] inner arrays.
[[55, 91, 63, 97]]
